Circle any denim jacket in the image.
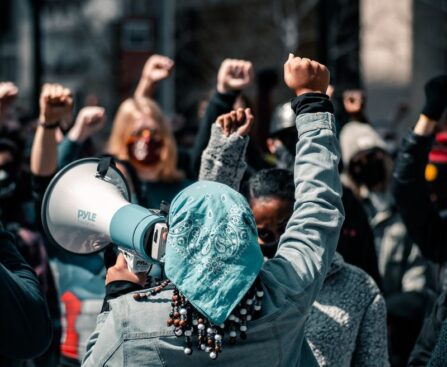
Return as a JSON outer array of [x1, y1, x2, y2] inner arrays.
[[82, 112, 344, 367]]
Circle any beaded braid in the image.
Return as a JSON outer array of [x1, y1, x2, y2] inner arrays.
[[133, 277, 264, 360]]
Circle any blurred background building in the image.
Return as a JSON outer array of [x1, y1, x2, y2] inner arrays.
[[0, 0, 446, 136]]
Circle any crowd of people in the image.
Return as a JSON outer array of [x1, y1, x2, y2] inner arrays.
[[1, 49, 447, 367]]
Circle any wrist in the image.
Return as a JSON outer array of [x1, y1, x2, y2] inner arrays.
[[67, 125, 86, 142], [414, 114, 437, 136], [39, 114, 60, 125]]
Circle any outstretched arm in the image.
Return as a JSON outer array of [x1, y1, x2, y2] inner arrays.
[[392, 75, 447, 263], [199, 108, 253, 190], [263, 56, 344, 311]]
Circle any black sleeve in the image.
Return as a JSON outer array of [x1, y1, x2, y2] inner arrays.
[[337, 186, 383, 290], [100, 280, 143, 313], [408, 290, 447, 366], [0, 229, 52, 359], [392, 131, 447, 263], [189, 91, 239, 177]]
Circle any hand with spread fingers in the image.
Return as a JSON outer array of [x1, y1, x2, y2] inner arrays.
[[39, 83, 73, 126], [284, 54, 330, 96], [217, 59, 254, 94], [216, 107, 254, 137]]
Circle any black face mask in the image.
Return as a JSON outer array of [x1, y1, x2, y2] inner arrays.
[[349, 150, 387, 189], [0, 162, 18, 199], [260, 241, 279, 259]]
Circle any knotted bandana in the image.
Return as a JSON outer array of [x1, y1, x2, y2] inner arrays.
[[165, 181, 263, 324]]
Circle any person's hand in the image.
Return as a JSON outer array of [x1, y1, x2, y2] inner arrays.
[[284, 54, 329, 96], [217, 59, 254, 94], [105, 254, 147, 286], [39, 83, 73, 125], [0, 82, 18, 104], [216, 107, 254, 137], [343, 90, 365, 115], [266, 137, 284, 154], [422, 75, 447, 121], [141, 54, 175, 83], [68, 106, 106, 142]]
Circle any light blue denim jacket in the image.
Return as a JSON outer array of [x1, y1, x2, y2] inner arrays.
[[82, 112, 344, 367]]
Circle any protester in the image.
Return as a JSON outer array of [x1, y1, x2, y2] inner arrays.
[[0, 224, 53, 366], [340, 118, 436, 366], [200, 109, 388, 366], [31, 83, 106, 367], [81, 55, 344, 366], [392, 75, 447, 366], [107, 55, 191, 208], [190, 58, 256, 176]]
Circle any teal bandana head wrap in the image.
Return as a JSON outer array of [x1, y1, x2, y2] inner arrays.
[[165, 181, 263, 325]]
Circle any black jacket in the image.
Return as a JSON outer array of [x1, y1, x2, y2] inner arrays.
[[392, 131, 447, 263], [0, 227, 52, 365], [392, 130, 447, 366]]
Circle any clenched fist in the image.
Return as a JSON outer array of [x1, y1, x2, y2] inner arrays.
[[141, 54, 175, 83], [68, 106, 106, 142], [39, 83, 73, 125], [216, 107, 254, 137], [217, 59, 254, 94], [284, 54, 329, 96]]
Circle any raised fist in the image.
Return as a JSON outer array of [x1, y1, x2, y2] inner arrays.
[[343, 90, 365, 115], [0, 82, 18, 102], [68, 106, 106, 142], [422, 75, 447, 121], [39, 83, 73, 125], [284, 54, 329, 96], [217, 59, 254, 94], [141, 54, 174, 83], [216, 107, 254, 137]]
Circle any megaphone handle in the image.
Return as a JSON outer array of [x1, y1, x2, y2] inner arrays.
[[119, 248, 152, 273]]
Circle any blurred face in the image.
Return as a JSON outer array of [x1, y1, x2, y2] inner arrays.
[[348, 149, 389, 191], [250, 196, 293, 258], [126, 114, 164, 169]]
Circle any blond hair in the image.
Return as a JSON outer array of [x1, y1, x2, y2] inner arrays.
[[107, 97, 183, 182]]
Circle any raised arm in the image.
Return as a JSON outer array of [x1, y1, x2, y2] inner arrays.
[[263, 56, 344, 310], [190, 59, 253, 175], [31, 83, 73, 176], [199, 107, 253, 190], [392, 75, 447, 263], [58, 106, 106, 168], [134, 54, 174, 99]]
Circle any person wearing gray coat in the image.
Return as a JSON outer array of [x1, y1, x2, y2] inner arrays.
[[81, 56, 344, 367]]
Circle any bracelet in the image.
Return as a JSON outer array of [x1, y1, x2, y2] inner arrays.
[[39, 121, 60, 129]]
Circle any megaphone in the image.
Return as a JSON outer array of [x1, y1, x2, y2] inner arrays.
[[42, 157, 169, 272]]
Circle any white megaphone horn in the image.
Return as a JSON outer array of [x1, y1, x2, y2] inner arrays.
[[41, 157, 169, 272]]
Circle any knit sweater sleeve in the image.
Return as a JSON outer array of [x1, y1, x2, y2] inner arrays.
[[351, 293, 390, 367], [198, 123, 249, 191]]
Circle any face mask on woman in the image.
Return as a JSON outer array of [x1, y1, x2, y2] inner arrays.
[[126, 128, 164, 167]]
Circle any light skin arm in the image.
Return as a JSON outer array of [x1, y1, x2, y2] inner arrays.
[[134, 54, 174, 99], [30, 83, 73, 176], [413, 114, 437, 136]]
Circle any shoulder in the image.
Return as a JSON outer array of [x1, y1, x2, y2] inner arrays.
[[323, 262, 382, 305]]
